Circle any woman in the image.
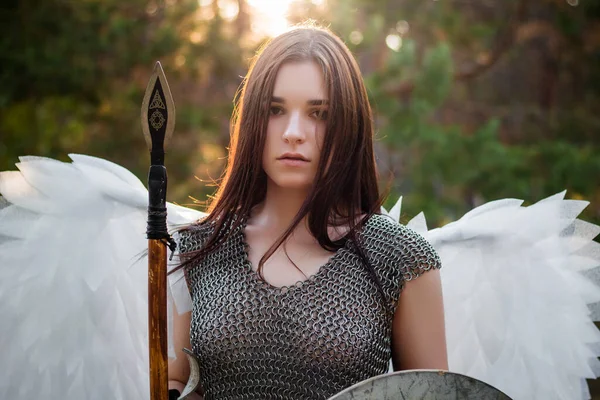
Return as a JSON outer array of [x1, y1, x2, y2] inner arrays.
[[2, 22, 596, 400], [167, 26, 447, 400]]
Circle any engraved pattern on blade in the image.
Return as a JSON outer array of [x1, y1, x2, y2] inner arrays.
[[149, 89, 167, 129], [146, 81, 168, 145], [150, 109, 166, 130], [327, 370, 512, 400], [150, 90, 166, 109], [178, 214, 441, 400]]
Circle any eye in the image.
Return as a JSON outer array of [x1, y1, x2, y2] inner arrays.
[[270, 106, 284, 116], [310, 109, 328, 121]]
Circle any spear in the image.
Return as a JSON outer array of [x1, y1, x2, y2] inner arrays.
[[141, 61, 176, 400]]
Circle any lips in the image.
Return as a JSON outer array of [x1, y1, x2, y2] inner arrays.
[[277, 153, 309, 161]]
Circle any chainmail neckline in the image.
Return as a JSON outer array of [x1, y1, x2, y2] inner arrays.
[[238, 215, 350, 292]]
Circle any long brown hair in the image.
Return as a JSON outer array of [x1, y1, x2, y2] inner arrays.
[[176, 25, 384, 286]]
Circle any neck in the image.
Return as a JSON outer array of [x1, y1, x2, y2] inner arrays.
[[251, 181, 311, 236]]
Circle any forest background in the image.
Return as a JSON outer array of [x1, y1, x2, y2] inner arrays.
[[1, 0, 600, 396], [2, 0, 599, 225]]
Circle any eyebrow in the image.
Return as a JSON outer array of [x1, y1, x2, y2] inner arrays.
[[271, 96, 329, 106]]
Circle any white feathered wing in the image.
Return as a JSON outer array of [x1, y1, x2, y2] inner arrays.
[[0, 155, 203, 400], [2, 155, 600, 400], [386, 193, 600, 400]]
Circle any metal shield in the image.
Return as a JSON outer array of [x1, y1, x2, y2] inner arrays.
[[328, 370, 512, 400]]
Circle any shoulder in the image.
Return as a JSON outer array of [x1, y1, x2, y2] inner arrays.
[[175, 219, 215, 254], [175, 213, 242, 255], [360, 213, 441, 282], [361, 213, 432, 251], [169, 220, 215, 315], [361, 212, 416, 239]]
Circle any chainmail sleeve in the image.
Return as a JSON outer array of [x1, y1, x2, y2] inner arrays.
[[358, 214, 442, 311], [176, 221, 215, 255], [167, 222, 214, 315]]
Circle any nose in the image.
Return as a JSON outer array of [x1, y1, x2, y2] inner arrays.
[[282, 111, 305, 144]]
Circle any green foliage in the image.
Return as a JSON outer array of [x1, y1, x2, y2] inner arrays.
[[325, 0, 599, 226], [0, 0, 598, 228], [0, 97, 93, 162]]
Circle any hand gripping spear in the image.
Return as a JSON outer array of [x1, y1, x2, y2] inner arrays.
[[141, 62, 200, 400]]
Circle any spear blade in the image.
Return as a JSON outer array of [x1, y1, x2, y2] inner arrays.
[[141, 61, 176, 165]]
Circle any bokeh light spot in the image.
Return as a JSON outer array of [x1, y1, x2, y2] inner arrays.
[[386, 34, 402, 51], [349, 31, 364, 45], [218, 0, 240, 21], [248, 0, 294, 37], [396, 20, 410, 35]]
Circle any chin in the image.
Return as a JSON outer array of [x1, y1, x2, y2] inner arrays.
[[267, 174, 314, 191]]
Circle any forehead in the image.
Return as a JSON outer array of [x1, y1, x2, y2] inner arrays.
[[272, 61, 328, 101]]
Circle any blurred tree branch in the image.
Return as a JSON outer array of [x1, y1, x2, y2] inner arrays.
[[385, 0, 533, 97]]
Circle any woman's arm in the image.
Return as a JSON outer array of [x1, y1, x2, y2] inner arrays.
[[168, 306, 203, 399], [391, 268, 448, 371]]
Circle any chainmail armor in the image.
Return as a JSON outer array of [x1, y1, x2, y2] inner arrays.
[[177, 213, 441, 400]]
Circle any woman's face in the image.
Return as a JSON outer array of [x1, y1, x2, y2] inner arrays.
[[262, 60, 329, 191]]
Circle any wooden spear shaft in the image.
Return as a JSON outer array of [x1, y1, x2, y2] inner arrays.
[[147, 239, 168, 399], [141, 61, 176, 400]]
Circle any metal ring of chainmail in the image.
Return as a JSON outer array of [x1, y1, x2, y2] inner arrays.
[[177, 213, 442, 400]]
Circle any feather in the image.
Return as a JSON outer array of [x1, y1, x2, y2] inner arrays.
[[0, 156, 203, 399], [386, 193, 600, 399]]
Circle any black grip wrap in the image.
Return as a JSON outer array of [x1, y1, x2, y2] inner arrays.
[[147, 165, 176, 253]]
